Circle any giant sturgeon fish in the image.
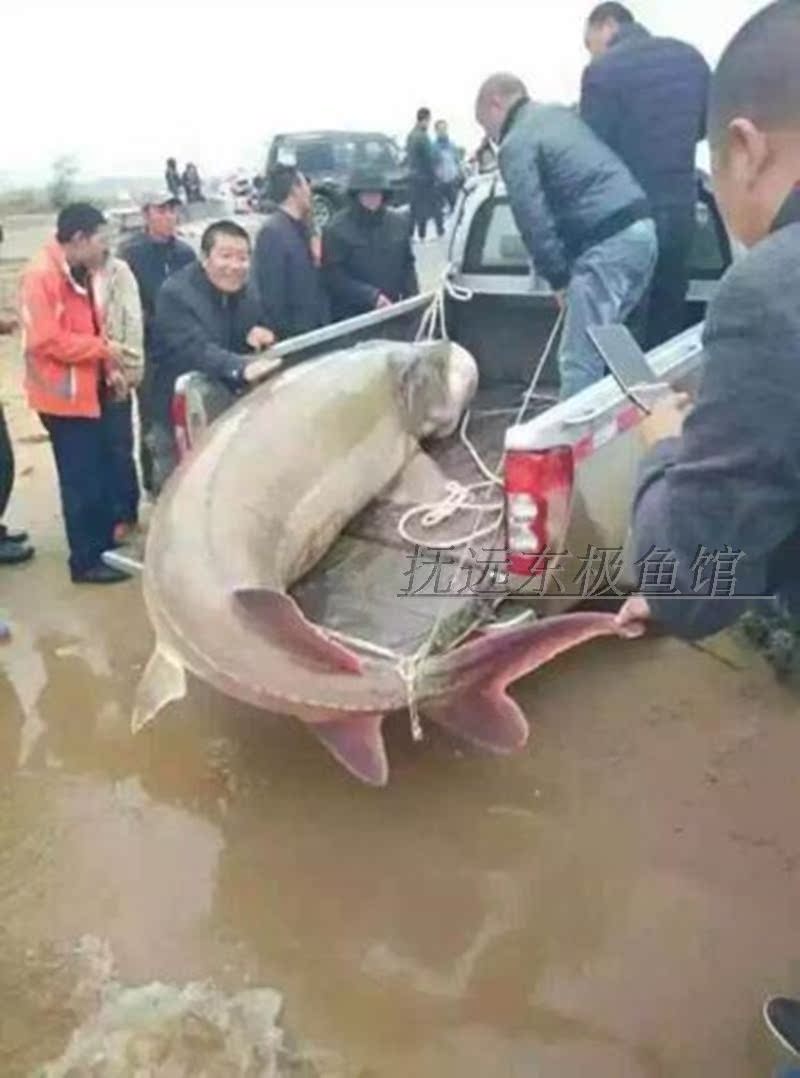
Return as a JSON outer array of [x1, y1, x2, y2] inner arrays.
[[134, 339, 631, 784]]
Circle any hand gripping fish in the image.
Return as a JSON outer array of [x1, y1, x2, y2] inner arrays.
[[134, 339, 632, 784]]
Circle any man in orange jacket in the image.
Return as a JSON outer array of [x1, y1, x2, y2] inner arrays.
[[21, 203, 131, 584]]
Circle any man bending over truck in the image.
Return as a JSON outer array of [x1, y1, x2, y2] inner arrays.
[[616, 0, 800, 643], [148, 220, 279, 493], [475, 72, 657, 401]]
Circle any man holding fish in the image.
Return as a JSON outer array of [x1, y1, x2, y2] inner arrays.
[[147, 220, 282, 493]]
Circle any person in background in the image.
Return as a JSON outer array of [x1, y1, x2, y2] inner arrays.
[[475, 72, 657, 400], [119, 191, 195, 495], [322, 166, 418, 322], [0, 314, 34, 566], [20, 203, 130, 584], [165, 157, 182, 201], [615, 0, 800, 645], [252, 165, 330, 341], [182, 162, 204, 203], [405, 107, 444, 241], [94, 247, 144, 543], [581, 2, 710, 348], [149, 220, 279, 491], [434, 119, 463, 213]]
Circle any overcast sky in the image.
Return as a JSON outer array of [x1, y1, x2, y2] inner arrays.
[[1, 0, 768, 188]]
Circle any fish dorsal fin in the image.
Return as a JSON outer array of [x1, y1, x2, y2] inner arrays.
[[232, 587, 363, 675], [132, 646, 187, 733]]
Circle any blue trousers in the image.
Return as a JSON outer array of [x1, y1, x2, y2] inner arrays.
[[558, 217, 658, 401], [40, 410, 117, 578], [104, 397, 140, 526]]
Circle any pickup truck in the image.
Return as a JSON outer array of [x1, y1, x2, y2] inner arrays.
[[112, 172, 732, 657]]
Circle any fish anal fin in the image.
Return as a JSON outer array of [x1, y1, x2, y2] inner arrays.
[[132, 646, 187, 734], [232, 587, 362, 675], [422, 690, 529, 755], [312, 712, 388, 786]]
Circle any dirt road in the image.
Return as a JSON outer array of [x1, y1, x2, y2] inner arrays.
[[1, 220, 799, 1076]]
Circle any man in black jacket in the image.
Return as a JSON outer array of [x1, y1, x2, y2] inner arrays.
[[251, 165, 329, 341], [476, 72, 657, 400], [119, 191, 195, 492], [405, 107, 444, 242], [322, 167, 418, 322], [149, 220, 278, 492], [582, 3, 710, 348], [616, 0, 800, 642]]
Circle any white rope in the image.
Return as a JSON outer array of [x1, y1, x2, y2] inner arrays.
[[398, 304, 566, 552]]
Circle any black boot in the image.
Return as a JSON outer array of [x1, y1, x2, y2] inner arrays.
[[764, 997, 800, 1055], [0, 539, 34, 565], [71, 563, 132, 585], [0, 524, 29, 544]]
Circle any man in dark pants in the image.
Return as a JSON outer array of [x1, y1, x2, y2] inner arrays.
[[21, 204, 129, 584], [581, 3, 710, 348], [322, 166, 418, 322], [405, 107, 444, 242], [0, 315, 34, 565], [119, 191, 195, 494], [251, 165, 330, 341], [149, 220, 279, 490], [612, 7, 800, 1065]]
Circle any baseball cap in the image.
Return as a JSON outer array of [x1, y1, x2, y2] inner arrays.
[[139, 189, 181, 210]]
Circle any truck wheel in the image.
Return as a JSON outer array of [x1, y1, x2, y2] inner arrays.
[[311, 194, 334, 230]]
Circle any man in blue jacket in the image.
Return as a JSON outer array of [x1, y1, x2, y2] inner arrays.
[[251, 165, 330, 342], [119, 191, 195, 493], [476, 72, 657, 400], [582, 3, 710, 348]]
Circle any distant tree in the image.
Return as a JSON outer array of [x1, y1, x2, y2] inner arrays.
[[49, 155, 79, 210]]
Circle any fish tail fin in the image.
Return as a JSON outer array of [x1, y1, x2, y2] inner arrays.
[[132, 645, 187, 733], [311, 711, 388, 787], [421, 612, 627, 754]]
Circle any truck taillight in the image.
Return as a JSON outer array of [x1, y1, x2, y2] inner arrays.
[[171, 390, 189, 461], [504, 447, 574, 577]]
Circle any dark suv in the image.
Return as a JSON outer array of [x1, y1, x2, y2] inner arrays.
[[263, 131, 409, 229]]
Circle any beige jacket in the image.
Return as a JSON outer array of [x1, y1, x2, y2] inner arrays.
[[94, 256, 144, 389]]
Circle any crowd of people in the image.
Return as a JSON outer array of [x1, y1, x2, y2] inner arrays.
[[0, 149, 427, 584]]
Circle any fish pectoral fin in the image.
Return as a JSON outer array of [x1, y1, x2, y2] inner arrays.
[[132, 646, 187, 733], [232, 587, 362, 675], [312, 712, 389, 787], [422, 690, 529, 754]]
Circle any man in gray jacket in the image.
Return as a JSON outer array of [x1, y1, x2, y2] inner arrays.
[[616, 0, 800, 642], [475, 73, 657, 399]]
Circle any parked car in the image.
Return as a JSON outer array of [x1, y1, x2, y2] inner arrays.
[[261, 131, 409, 230], [110, 171, 732, 649]]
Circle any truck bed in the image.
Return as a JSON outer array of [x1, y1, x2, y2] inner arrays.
[[292, 386, 554, 657]]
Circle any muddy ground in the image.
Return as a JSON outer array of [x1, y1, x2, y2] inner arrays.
[[0, 216, 799, 1077]]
